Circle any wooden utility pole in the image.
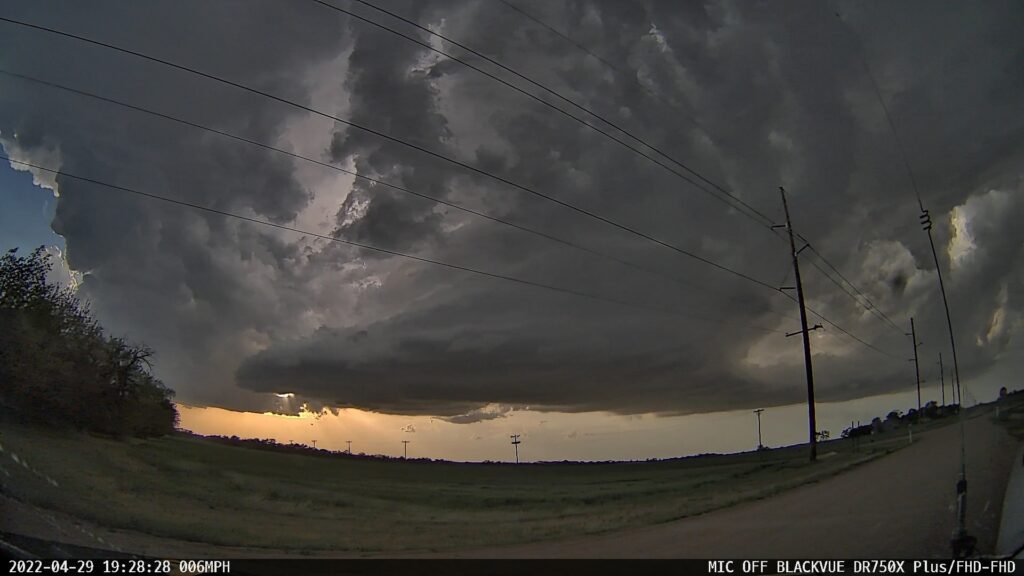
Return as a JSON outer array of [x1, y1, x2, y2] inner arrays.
[[777, 187, 820, 462], [402, 440, 410, 459], [952, 367, 958, 405], [346, 440, 352, 454], [938, 353, 945, 406], [908, 318, 922, 416], [753, 409, 765, 450], [510, 434, 521, 464]]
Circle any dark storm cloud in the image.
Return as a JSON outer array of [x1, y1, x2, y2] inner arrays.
[[238, 278, 801, 418], [0, 0, 351, 409], [327, 3, 457, 255], [3, 0, 1022, 418]]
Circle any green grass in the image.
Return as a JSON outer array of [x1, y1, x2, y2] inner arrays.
[[0, 420, 912, 553], [993, 396, 1024, 439]]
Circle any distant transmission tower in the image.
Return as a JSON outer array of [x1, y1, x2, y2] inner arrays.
[[510, 434, 521, 464]]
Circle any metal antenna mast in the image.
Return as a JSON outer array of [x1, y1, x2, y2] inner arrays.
[[834, 12, 971, 553]]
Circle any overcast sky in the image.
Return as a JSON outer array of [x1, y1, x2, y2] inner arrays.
[[1, 0, 1022, 458]]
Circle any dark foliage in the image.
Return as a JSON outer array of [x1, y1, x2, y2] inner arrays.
[[0, 247, 178, 437], [841, 400, 960, 439]]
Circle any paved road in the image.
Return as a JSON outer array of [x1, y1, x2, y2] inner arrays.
[[449, 413, 1019, 558]]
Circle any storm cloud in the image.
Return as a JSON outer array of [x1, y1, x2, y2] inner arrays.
[[1, 0, 1022, 421]]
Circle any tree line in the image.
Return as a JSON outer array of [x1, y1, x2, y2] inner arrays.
[[841, 401, 959, 439], [0, 246, 177, 437]]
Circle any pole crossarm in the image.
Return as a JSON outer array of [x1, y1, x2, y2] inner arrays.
[[785, 324, 822, 338]]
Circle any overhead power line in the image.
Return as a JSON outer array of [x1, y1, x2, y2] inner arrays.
[[0, 15, 788, 299], [803, 255, 903, 335], [837, 10, 965, 392], [0, 154, 786, 335], [782, 289, 901, 360], [496, 0, 622, 86], [493, 0, 718, 175], [490, 0, 910, 344], [322, 0, 776, 228], [763, 225, 904, 355], [0, 15, 896, 358], [0, 69, 801, 323], [838, 11, 970, 555], [328, 0, 906, 349], [0, 69, 799, 324], [800, 241, 904, 333]]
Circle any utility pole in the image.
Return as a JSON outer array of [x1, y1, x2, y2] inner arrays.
[[938, 353, 945, 406], [402, 440, 410, 459], [907, 318, 922, 417], [753, 409, 765, 450], [346, 440, 352, 454], [952, 367, 958, 405], [311, 439, 317, 449], [510, 434, 521, 464], [776, 187, 820, 462]]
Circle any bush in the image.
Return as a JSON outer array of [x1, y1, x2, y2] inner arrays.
[[0, 247, 177, 437]]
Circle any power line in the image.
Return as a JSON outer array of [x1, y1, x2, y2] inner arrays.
[[850, 41, 924, 212], [792, 293, 902, 360], [327, 0, 905, 348], [0, 68, 799, 324], [331, 1, 906, 346], [0, 15, 896, 358], [799, 241, 904, 334], [804, 256, 903, 336], [0, 15, 790, 301], [502, 0, 908, 342], [764, 227, 903, 358], [0, 154, 788, 335], [836, 17, 969, 548], [771, 270, 901, 360], [321, 0, 777, 229], [496, 0, 621, 86], [494, 0, 716, 154]]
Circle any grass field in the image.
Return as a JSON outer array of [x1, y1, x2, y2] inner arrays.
[[0, 418, 923, 553], [995, 395, 1024, 439]]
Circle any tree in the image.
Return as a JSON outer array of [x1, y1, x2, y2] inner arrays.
[[0, 246, 177, 437], [885, 410, 902, 428]]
